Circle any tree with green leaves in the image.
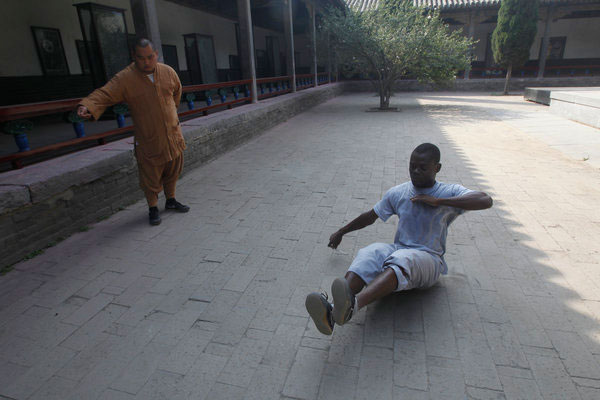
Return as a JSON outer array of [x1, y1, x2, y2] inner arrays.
[[492, 0, 539, 94], [321, 0, 472, 109]]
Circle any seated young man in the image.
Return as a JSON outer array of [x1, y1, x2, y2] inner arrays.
[[306, 143, 493, 335]]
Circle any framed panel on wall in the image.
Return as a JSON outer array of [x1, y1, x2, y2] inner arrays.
[[31, 26, 70, 75], [76, 40, 91, 75], [540, 37, 567, 60]]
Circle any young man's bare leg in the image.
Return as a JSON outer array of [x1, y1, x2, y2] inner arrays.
[[354, 268, 398, 309], [344, 271, 367, 294], [333, 268, 399, 325]]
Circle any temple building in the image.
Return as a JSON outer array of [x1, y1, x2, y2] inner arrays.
[[1, 0, 599, 106]]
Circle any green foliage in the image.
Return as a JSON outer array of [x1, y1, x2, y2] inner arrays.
[[185, 92, 196, 102], [218, 88, 227, 97], [3, 119, 33, 135], [492, 0, 539, 68], [322, 0, 472, 108], [113, 103, 129, 115]]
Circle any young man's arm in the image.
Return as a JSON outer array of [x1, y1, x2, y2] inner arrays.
[[328, 209, 379, 249], [411, 191, 493, 210]]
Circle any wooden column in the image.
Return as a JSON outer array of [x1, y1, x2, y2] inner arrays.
[[130, 0, 164, 61], [284, 0, 297, 92], [537, 6, 555, 80], [237, 0, 258, 103], [310, 1, 317, 87]]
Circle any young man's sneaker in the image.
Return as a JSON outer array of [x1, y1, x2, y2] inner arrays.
[[331, 277, 355, 325], [305, 292, 335, 335], [165, 198, 190, 213], [149, 206, 161, 225]]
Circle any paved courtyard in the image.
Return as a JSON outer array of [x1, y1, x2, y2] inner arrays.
[[1, 92, 600, 400]]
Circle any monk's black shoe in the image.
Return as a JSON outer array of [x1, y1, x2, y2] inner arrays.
[[149, 206, 161, 225], [305, 292, 335, 335], [165, 198, 190, 213]]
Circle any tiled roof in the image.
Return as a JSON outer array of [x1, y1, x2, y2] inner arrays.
[[345, 0, 599, 10], [413, 0, 500, 8], [414, 0, 598, 8], [345, 0, 381, 11]]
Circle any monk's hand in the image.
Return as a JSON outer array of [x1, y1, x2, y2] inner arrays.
[[411, 194, 440, 207], [77, 105, 92, 119], [328, 230, 343, 249]]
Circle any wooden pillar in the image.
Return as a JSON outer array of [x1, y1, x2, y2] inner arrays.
[[237, 0, 258, 103], [464, 10, 475, 80], [284, 0, 297, 92], [537, 6, 555, 80], [130, 0, 163, 61], [310, 1, 317, 87]]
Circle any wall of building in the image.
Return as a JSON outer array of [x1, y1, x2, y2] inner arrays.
[[156, 0, 238, 71], [0, 0, 135, 77], [0, 0, 299, 79], [443, 8, 600, 66], [530, 16, 600, 60]]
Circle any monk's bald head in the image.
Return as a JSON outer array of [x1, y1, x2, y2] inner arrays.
[[133, 38, 158, 74]]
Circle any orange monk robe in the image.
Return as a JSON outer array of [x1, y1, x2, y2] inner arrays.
[[80, 63, 186, 206]]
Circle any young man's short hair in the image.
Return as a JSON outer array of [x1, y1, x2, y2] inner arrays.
[[413, 143, 441, 164]]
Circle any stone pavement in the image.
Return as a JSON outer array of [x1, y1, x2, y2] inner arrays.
[[1, 92, 600, 399]]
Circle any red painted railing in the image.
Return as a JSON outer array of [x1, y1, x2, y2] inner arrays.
[[0, 72, 332, 170]]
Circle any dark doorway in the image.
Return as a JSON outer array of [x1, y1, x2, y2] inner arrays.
[[162, 44, 180, 71], [183, 33, 218, 84], [266, 36, 281, 77]]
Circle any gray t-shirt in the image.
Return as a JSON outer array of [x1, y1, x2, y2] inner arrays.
[[373, 181, 473, 274]]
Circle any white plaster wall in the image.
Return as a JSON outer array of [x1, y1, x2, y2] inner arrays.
[[155, 1, 288, 72], [530, 17, 600, 60], [0, 0, 134, 76], [0, 0, 288, 77], [156, 0, 238, 70]]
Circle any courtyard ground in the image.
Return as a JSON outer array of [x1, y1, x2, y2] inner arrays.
[[1, 92, 600, 399]]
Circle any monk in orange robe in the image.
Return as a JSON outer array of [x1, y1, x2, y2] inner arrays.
[[77, 38, 189, 225]]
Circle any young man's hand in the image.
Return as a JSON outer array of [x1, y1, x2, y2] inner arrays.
[[410, 194, 440, 207], [328, 230, 344, 249]]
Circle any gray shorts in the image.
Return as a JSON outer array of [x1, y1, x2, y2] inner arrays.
[[347, 243, 443, 291]]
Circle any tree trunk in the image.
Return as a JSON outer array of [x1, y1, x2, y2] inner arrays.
[[503, 63, 512, 95], [379, 80, 391, 109]]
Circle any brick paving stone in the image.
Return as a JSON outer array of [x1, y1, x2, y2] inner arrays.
[[109, 340, 173, 394], [317, 363, 359, 400], [526, 353, 581, 400], [217, 336, 269, 387], [393, 338, 428, 390], [498, 375, 543, 400], [244, 365, 289, 400], [356, 346, 394, 400], [1, 345, 76, 399], [283, 346, 328, 400]]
